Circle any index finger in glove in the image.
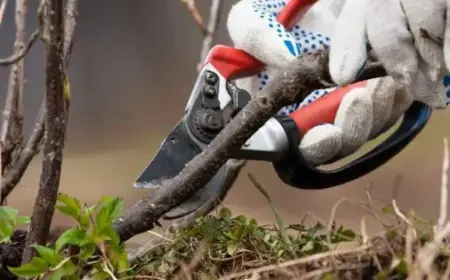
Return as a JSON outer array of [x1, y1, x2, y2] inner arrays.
[[227, 0, 297, 69], [329, 0, 370, 85], [444, 0, 450, 73], [366, 0, 419, 86], [400, 0, 445, 82]]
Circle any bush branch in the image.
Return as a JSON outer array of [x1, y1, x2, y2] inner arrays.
[[1, 0, 28, 178], [1, 0, 78, 204], [20, 0, 72, 265], [113, 50, 387, 242], [1, 103, 45, 203], [0, 28, 39, 66], [197, 0, 223, 70]]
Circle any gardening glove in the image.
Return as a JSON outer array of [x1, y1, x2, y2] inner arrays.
[[329, 0, 450, 109], [227, 0, 414, 165]]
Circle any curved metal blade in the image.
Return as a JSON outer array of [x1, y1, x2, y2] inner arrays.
[[133, 119, 202, 188], [133, 118, 238, 218], [161, 164, 229, 219]]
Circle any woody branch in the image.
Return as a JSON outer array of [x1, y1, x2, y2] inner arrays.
[[113, 50, 387, 242]]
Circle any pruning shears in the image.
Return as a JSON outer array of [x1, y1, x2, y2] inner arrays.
[[133, 0, 432, 219]]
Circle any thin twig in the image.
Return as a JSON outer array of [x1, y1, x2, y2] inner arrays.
[[299, 263, 367, 279], [219, 245, 371, 280], [412, 138, 450, 278], [437, 137, 449, 232], [0, 28, 39, 66], [392, 199, 416, 240], [360, 216, 369, 245], [197, 0, 223, 70], [1, 103, 45, 203], [63, 0, 78, 66], [0, 0, 8, 26], [405, 226, 414, 266], [181, 0, 208, 35], [174, 243, 206, 280], [1, 0, 78, 204], [1, 0, 29, 181]]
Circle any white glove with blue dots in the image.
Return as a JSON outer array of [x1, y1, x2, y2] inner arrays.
[[227, 0, 450, 166]]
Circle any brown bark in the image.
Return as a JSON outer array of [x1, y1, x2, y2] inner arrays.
[[20, 0, 66, 265]]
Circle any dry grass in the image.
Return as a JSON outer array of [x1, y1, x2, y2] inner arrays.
[[128, 138, 450, 280]]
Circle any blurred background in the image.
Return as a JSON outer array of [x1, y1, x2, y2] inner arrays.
[[0, 0, 448, 245]]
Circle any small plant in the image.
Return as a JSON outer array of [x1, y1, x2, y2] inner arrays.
[[7, 193, 131, 280], [0, 206, 31, 243], [134, 206, 357, 278]]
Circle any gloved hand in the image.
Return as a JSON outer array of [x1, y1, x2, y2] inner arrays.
[[227, 0, 444, 165], [329, 0, 450, 108]]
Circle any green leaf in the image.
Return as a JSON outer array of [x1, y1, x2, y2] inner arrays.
[[339, 229, 356, 241], [219, 208, 232, 219], [382, 204, 393, 214], [48, 257, 78, 280], [57, 193, 82, 222], [288, 224, 306, 231], [0, 236, 11, 243], [48, 270, 64, 280], [95, 197, 124, 233], [8, 257, 49, 277], [79, 243, 96, 261], [63, 71, 71, 102], [248, 173, 296, 257], [101, 225, 121, 248], [32, 245, 57, 265], [0, 206, 19, 220], [236, 215, 247, 224], [91, 270, 110, 280], [16, 215, 31, 225], [52, 257, 77, 276], [0, 220, 14, 242], [55, 228, 86, 252], [227, 243, 237, 256], [117, 250, 130, 273], [80, 205, 96, 228]]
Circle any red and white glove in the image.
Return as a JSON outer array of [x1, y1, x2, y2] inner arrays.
[[227, 0, 446, 165]]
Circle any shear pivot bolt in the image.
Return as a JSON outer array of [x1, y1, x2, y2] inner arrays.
[[203, 85, 217, 98], [198, 110, 223, 132], [205, 72, 218, 85]]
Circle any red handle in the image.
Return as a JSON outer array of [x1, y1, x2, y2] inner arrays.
[[207, 0, 363, 135], [289, 81, 368, 135], [206, 0, 316, 80], [277, 0, 317, 30]]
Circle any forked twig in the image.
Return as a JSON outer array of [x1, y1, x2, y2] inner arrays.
[[1, 0, 79, 204], [1, 0, 29, 181], [0, 29, 39, 66]]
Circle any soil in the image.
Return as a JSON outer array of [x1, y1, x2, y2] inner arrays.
[[0, 228, 67, 280], [0, 230, 27, 280]]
